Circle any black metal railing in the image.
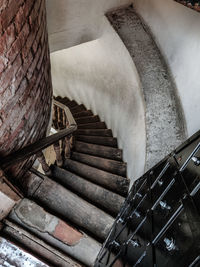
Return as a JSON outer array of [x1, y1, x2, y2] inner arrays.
[[95, 130, 200, 267]]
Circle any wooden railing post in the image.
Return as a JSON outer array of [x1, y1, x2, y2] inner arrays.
[[36, 151, 51, 176], [62, 136, 71, 159], [53, 141, 63, 167]]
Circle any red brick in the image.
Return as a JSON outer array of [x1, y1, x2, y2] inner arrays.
[[53, 220, 83, 246], [0, 53, 22, 92], [15, 6, 25, 34], [0, 0, 52, 179], [1, 0, 23, 32], [6, 23, 30, 63], [0, 0, 8, 14], [12, 50, 33, 93], [27, 46, 41, 80], [29, 0, 42, 27], [0, 55, 8, 73]]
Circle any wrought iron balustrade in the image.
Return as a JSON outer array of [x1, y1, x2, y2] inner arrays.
[[95, 130, 200, 267]]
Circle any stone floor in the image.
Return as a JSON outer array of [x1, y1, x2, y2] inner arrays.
[[107, 6, 186, 170]]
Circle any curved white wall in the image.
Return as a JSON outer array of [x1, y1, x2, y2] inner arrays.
[[50, 17, 146, 184], [46, 0, 132, 52], [134, 0, 200, 136]]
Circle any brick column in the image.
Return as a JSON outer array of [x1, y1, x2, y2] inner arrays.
[[0, 0, 53, 178]]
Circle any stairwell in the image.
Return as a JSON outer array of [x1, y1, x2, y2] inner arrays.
[[0, 97, 130, 267], [1, 2, 198, 267]]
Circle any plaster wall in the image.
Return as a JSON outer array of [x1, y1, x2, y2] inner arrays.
[[134, 0, 200, 136], [46, 0, 132, 52], [51, 17, 146, 183]]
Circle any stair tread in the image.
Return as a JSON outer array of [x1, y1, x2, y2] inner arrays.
[[77, 122, 106, 129], [8, 198, 102, 266], [65, 100, 78, 108], [51, 165, 125, 215], [75, 115, 100, 125], [71, 104, 86, 114], [75, 135, 118, 147], [74, 141, 123, 161], [73, 110, 93, 118], [3, 220, 83, 267], [64, 159, 129, 196], [75, 129, 113, 137], [71, 152, 127, 177]]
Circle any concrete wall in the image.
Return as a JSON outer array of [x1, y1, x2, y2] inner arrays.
[[134, 0, 200, 136], [51, 17, 146, 184], [46, 0, 132, 52]]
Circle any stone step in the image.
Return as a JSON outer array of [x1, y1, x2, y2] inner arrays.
[[75, 129, 113, 137], [75, 115, 100, 125], [73, 110, 93, 118], [51, 165, 125, 215], [75, 135, 117, 147], [64, 159, 129, 196], [2, 220, 82, 267], [9, 199, 101, 267], [65, 100, 78, 108], [71, 152, 127, 177], [23, 172, 114, 241], [77, 122, 106, 129], [74, 141, 122, 161], [71, 104, 86, 114]]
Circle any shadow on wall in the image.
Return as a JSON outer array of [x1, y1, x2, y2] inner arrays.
[[50, 17, 146, 185], [46, 0, 133, 52]]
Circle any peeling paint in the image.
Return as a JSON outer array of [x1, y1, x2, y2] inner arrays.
[[53, 220, 83, 246]]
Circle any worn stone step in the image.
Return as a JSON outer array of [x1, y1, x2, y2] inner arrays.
[[77, 122, 106, 129], [75, 135, 117, 147], [71, 104, 86, 114], [65, 100, 78, 108], [2, 220, 82, 267], [75, 116, 100, 125], [55, 96, 71, 105], [73, 110, 93, 118], [75, 129, 113, 137], [51, 165, 125, 215], [64, 159, 129, 196], [54, 96, 63, 101], [71, 152, 127, 177], [23, 172, 114, 241], [9, 199, 101, 267], [74, 141, 122, 161]]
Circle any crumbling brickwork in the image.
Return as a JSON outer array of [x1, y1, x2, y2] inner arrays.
[[0, 0, 53, 178]]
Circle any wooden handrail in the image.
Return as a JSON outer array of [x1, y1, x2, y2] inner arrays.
[[0, 99, 77, 170]]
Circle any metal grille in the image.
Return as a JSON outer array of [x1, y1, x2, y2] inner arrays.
[[95, 131, 200, 267]]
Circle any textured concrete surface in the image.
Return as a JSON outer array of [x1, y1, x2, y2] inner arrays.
[[134, 0, 200, 137], [108, 7, 186, 170]]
